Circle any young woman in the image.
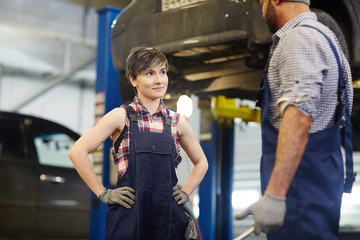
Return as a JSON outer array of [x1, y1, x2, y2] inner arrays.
[[68, 46, 208, 240]]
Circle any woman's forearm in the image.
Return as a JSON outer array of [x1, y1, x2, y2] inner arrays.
[[69, 145, 105, 197], [181, 158, 208, 196]]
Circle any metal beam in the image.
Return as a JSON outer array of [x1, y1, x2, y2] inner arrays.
[[10, 55, 95, 111]]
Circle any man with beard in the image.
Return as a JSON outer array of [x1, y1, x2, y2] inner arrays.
[[235, 0, 355, 239]]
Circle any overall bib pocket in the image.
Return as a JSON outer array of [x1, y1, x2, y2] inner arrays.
[[135, 139, 172, 185]]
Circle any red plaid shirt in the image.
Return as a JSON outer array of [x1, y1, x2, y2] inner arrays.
[[111, 96, 182, 178]]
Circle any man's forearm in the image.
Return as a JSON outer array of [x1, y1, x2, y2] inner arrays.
[[266, 106, 312, 198]]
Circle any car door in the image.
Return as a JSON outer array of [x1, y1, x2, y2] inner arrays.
[[0, 115, 37, 238], [24, 117, 90, 239]]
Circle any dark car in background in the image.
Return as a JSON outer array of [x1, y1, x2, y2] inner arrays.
[[0, 111, 90, 239], [111, 0, 360, 148]]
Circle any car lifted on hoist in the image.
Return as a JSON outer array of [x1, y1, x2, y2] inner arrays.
[[110, 0, 360, 149]]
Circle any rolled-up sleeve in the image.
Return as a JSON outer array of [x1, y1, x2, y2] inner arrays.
[[276, 28, 328, 118]]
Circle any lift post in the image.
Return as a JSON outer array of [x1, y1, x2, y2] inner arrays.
[[198, 100, 218, 240], [198, 98, 235, 240], [198, 96, 259, 240], [91, 6, 122, 240]]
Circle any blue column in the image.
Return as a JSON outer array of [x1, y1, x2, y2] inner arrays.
[[219, 124, 234, 240], [198, 119, 234, 240], [96, 5, 123, 190], [92, 6, 122, 240], [199, 121, 218, 240]]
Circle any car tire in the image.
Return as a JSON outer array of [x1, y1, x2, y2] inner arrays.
[[312, 8, 350, 61], [312, 9, 360, 150]]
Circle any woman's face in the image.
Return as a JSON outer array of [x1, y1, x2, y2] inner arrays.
[[130, 64, 168, 101]]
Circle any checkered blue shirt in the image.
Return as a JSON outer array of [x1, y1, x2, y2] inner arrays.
[[112, 96, 182, 178], [267, 12, 353, 133]]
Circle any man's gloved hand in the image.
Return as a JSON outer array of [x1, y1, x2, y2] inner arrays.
[[173, 185, 189, 206], [234, 192, 286, 235], [98, 187, 135, 208]]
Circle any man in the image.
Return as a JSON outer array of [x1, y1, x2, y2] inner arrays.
[[235, 0, 356, 239]]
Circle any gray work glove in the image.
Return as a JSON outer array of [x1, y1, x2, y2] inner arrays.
[[98, 187, 135, 208], [173, 185, 189, 206], [234, 191, 286, 235]]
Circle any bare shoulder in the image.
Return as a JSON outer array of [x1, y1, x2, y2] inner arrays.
[[97, 107, 127, 131], [109, 107, 126, 119]]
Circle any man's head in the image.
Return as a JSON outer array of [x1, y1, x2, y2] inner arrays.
[[260, 0, 279, 34], [259, 0, 311, 33], [125, 46, 169, 81]]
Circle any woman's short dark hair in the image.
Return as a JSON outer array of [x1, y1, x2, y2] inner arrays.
[[125, 46, 169, 81]]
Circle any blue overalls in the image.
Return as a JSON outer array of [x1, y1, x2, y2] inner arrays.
[[256, 25, 356, 240], [105, 106, 189, 240]]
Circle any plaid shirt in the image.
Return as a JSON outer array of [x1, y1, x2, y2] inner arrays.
[[267, 12, 353, 133], [111, 96, 182, 178]]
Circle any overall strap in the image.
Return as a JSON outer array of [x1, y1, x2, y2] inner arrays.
[[164, 109, 172, 135], [300, 24, 356, 193], [126, 105, 140, 133]]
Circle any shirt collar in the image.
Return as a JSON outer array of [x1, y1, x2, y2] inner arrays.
[[158, 99, 168, 117], [274, 12, 317, 41], [133, 96, 168, 117]]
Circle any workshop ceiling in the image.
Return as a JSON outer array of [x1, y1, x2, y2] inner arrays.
[[0, 0, 131, 87]]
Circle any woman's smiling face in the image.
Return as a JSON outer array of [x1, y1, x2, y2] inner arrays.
[[130, 64, 168, 101]]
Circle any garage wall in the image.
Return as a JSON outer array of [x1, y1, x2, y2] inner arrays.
[[0, 75, 95, 134], [232, 121, 266, 239], [0, 0, 101, 134]]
